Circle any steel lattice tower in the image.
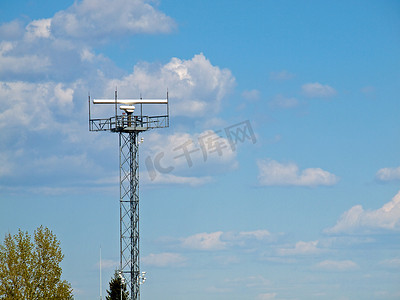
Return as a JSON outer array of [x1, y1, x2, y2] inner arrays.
[[89, 91, 169, 299]]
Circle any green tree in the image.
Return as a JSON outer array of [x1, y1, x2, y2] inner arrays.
[[105, 271, 129, 300], [0, 226, 73, 300]]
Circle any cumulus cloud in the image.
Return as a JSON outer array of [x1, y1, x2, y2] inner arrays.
[[325, 191, 400, 234], [361, 86, 376, 98], [278, 240, 321, 256], [375, 166, 400, 182], [257, 293, 277, 300], [0, 41, 51, 77], [1, 50, 235, 190], [0, 20, 24, 40], [236, 230, 271, 240], [0, 2, 237, 192], [301, 82, 337, 98], [380, 258, 400, 268], [221, 230, 273, 248], [31, 153, 103, 181], [0, 81, 79, 131], [316, 260, 358, 271], [142, 173, 212, 187], [0, 0, 174, 80], [0, 18, 116, 83], [142, 129, 238, 185], [142, 252, 187, 267], [242, 89, 260, 100], [25, 18, 51, 40], [269, 70, 294, 80], [180, 230, 273, 251], [0, 81, 55, 130], [105, 53, 235, 117], [257, 159, 338, 187], [269, 94, 299, 109], [51, 0, 176, 40], [54, 83, 74, 107], [181, 231, 226, 250]]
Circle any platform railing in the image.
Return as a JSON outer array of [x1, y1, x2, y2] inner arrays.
[[89, 115, 169, 132]]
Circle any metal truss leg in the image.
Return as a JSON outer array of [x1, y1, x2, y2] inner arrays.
[[119, 132, 140, 300]]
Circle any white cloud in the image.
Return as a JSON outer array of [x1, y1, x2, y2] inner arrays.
[[200, 117, 229, 129], [237, 230, 271, 240], [0, 0, 173, 80], [269, 70, 294, 80], [316, 260, 358, 271], [54, 83, 74, 107], [375, 166, 400, 182], [221, 230, 273, 248], [181, 231, 226, 250], [325, 191, 400, 234], [143, 173, 212, 186], [180, 229, 272, 251], [142, 129, 238, 185], [278, 240, 321, 256], [302, 82, 337, 98], [319, 236, 374, 248], [105, 53, 235, 117], [0, 81, 79, 131], [0, 4, 237, 193], [361, 86, 376, 97], [0, 4, 238, 193], [0, 20, 24, 40], [142, 252, 186, 267], [269, 94, 299, 109], [51, 0, 176, 41], [32, 153, 102, 178], [257, 159, 338, 187], [0, 41, 51, 76], [80, 48, 96, 62], [0, 41, 235, 190], [380, 258, 400, 268], [25, 19, 51, 40], [0, 81, 54, 130], [0, 41, 13, 54], [0, 16, 112, 82], [257, 293, 277, 300], [242, 89, 260, 100]]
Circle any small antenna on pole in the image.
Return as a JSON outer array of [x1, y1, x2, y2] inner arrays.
[[88, 93, 91, 131], [100, 246, 102, 300], [114, 88, 118, 126], [140, 93, 143, 123], [167, 89, 169, 127]]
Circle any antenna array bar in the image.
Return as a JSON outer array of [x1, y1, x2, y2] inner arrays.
[[93, 99, 168, 105]]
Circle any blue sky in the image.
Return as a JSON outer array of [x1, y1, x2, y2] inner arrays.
[[1, 0, 400, 299]]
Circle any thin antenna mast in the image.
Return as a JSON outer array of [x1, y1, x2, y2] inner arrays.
[[114, 88, 117, 126], [100, 246, 102, 300], [167, 89, 169, 127], [88, 93, 91, 131]]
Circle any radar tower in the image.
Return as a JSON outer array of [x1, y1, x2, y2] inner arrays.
[[89, 90, 169, 299]]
